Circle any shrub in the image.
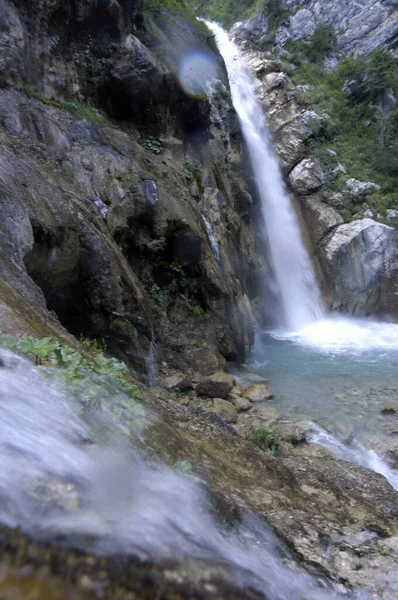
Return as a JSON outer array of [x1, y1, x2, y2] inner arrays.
[[246, 426, 282, 456]]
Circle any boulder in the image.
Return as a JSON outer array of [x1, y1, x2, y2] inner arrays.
[[322, 218, 398, 315], [212, 398, 238, 424], [289, 158, 326, 194], [346, 178, 381, 198], [196, 372, 235, 399], [242, 384, 273, 402], [279, 421, 314, 445], [162, 373, 192, 392], [230, 394, 252, 412], [381, 405, 397, 415], [301, 197, 343, 246], [109, 35, 166, 119]]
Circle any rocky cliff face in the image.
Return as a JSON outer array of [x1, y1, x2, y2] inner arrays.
[[240, 0, 398, 60], [233, 1, 398, 317], [0, 0, 261, 377]]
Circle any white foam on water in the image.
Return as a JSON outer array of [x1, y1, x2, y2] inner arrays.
[[310, 423, 398, 491], [272, 316, 398, 354]]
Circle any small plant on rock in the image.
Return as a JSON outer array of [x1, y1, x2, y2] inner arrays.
[[174, 460, 193, 475], [139, 135, 163, 155], [246, 426, 282, 456]]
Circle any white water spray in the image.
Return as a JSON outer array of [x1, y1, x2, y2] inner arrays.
[[310, 423, 398, 491], [206, 22, 324, 331], [0, 349, 365, 599]]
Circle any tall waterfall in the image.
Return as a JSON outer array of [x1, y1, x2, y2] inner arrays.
[[206, 22, 324, 331]]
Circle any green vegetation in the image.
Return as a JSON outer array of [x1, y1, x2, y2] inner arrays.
[[286, 24, 336, 65], [139, 135, 163, 155], [184, 163, 204, 194], [246, 426, 282, 456], [287, 43, 398, 214], [136, 228, 167, 252], [25, 87, 109, 126], [173, 459, 193, 475], [143, 0, 216, 55], [194, 0, 288, 30], [0, 334, 145, 430]]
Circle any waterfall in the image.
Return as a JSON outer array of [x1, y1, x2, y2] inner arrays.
[[206, 22, 324, 331]]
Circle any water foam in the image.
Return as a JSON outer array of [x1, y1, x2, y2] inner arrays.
[[272, 316, 398, 354], [310, 423, 398, 491]]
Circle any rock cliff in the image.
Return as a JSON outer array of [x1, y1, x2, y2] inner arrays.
[[230, 0, 398, 317], [0, 0, 261, 377]]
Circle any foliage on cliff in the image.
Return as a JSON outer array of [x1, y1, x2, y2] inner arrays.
[[287, 41, 398, 212], [193, 0, 286, 28]]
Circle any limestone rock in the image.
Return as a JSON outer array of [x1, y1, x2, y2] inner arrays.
[[196, 372, 235, 399], [280, 421, 314, 445], [289, 158, 326, 194], [301, 197, 343, 246], [212, 398, 238, 424], [230, 394, 252, 412], [242, 384, 273, 402], [346, 178, 381, 197], [162, 373, 192, 392], [272, 0, 398, 60], [322, 218, 398, 314]]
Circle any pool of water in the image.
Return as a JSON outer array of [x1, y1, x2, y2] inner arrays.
[[247, 316, 398, 452]]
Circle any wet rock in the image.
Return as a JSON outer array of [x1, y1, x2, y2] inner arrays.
[[295, 443, 335, 460], [109, 35, 166, 120], [162, 373, 192, 392], [196, 372, 235, 399], [242, 384, 273, 402], [382, 405, 397, 415], [230, 394, 252, 413], [0, 0, 24, 87], [279, 421, 314, 445], [212, 398, 238, 424], [289, 157, 326, 195]]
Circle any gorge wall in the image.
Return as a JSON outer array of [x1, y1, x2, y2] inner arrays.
[[0, 0, 264, 378], [200, 0, 398, 316]]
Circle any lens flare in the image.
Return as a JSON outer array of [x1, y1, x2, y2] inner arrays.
[[178, 49, 220, 98]]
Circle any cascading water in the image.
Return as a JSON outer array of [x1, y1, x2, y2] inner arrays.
[[0, 349, 367, 600], [205, 22, 324, 331]]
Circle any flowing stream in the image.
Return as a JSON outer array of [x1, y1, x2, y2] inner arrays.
[[207, 22, 398, 486], [0, 349, 366, 599]]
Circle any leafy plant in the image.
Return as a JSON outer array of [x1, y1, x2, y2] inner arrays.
[[136, 228, 167, 252], [139, 136, 163, 155], [246, 426, 282, 456], [0, 334, 144, 430]]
